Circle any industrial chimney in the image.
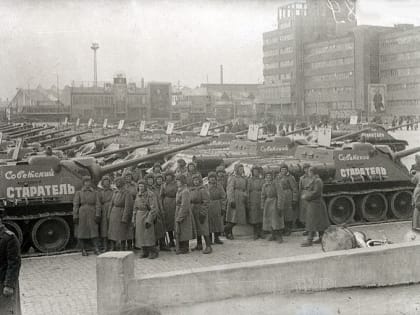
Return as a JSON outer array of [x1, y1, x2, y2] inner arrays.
[[220, 65, 224, 85]]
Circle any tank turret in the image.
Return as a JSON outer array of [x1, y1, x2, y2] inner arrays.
[[52, 133, 120, 151], [25, 128, 72, 143], [38, 130, 92, 146], [88, 140, 159, 158]]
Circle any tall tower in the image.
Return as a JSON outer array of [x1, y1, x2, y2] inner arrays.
[[90, 42, 99, 86]]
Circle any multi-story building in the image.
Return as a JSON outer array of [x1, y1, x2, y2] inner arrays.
[[379, 25, 420, 116]]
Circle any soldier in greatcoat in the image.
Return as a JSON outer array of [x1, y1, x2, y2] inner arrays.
[[301, 167, 330, 247], [276, 164, 298, 236], [0, 209, 21, 314], [298, 163, 312, 236], [133, 180, 159, 259], [73, 176, 101, 256], [261, 170, 284, 243], [107, 177, 134, 251], [247, 166, 264, 239], [98, 176, 114, 252], [161, 171, 177, 248], [190, 173, 212, 254], [207, 172, 226, 245], [175, 175, 195, 254], [124, 171, 137, 250], [186, 162, 202, 187], [145, 174, 169, 251], [225, 163, 247, 240]]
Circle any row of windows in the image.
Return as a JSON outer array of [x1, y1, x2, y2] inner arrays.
[[279, 20, 292, 30], [264, 46, 294, 58], [388, 99, 420, 106], [381, 34, 420, 48], [260, 86, 291, 99], [306, 71, 353, 82], [381, 67, 420, 78], [380, 51, 420, 63], [387, 82, 420, 91], [304, 87, 353, 97], [72, 94, 146, 106], [305, 42, 353, 56], [280, 59, 294, 68], [306, 101, 353, 110], [305, 57, 354, 70], [264, 72, 294, 83]]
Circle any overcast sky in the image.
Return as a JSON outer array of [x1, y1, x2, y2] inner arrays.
[[0, 0, 419, 99]]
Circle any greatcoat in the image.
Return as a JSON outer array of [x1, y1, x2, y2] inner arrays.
[[107, 188, 134, 241], [73, 186, 101, 239], [247, 176, 264, 224], [175, 186, 196, 241], [98, 187, 114, 238], [261, 181, 284, 231], [161, 180, 177, 232], [226, 173, 248, 225], [302, 176, 330, 232], [298, 174, 313, 224], [276, 173, 298, 222], [133, 190, 158, 247], [207, 183, 226, 233], [190, 185, 210, 236]]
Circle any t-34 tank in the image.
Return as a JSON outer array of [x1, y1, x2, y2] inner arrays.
[[228, 142, 420, 226], [0, 139, 209, 253], [330, 122, 417, 152]]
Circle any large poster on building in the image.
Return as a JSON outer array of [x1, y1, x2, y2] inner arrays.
[[368, 84, 386, 114]]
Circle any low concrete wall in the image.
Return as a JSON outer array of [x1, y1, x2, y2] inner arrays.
[[97, 241, 420, 314]]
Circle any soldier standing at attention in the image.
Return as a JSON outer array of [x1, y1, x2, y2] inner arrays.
[[161, 171, 177, 248], [0, 209, 21, 314], [225, 163, 247, 240], [190, 173, 212, 254], [108, 177, 134, 251], [133, 180, 159, 259], [301, 167, 330, 247], [175, 159, 188, 177], [124, 171, 137, 250], [261, 170, 284, 243], [247, 166, 264, 240], [98, 175, 114, 252], [276, 164, 298, 236], [207, 172, 226, 245], [73, 176, 101, 256], [175, 175, 195, 254], [298, 163, 312, 236]]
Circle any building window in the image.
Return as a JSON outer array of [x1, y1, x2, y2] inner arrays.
[[381, 67, 420, 78], [306, 57, 354, 69], [305, 41, 353, 56], [306, 71, 353, 82]]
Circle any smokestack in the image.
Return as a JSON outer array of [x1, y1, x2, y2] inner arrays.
[[220, 65, 223, 85]]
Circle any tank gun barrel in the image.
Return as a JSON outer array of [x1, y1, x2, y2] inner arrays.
[[173, 121, 202, 131], [90, 138, 210, 182], [2, 125, 32, 134], [207, 123, 232, 132], [39, 130, 92, 145], [393, 146, 420, 160], [332, 128, 372, 142], [26, 128, 72, 143], [9, 126, 54, 139], [386, 121, 419, 132], [234, 129, 249, 135], [53, 133, 120, 151], [285, 126, 311, 136], [88, 140, 159, 158]]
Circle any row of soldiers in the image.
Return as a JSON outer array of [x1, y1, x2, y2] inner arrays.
[[72, 158, 331, 257]]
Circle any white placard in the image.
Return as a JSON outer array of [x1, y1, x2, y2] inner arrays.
[[103, 118, 108, 129], [350, 115, 358, 125], [166, 122, 175, 135], [199, 122, 211, 137], [318, 127, 332, 147], [247, 124, 259, 141], [88, 118, 94, 128], [117, 120, 125, 130], [75, 118, 80, 127], [63, 117, 68, 126], [12, 138, 23, 160], [139, 120, 146, 132]]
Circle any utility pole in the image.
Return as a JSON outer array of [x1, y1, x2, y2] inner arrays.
[[91, 43, 99, 86]]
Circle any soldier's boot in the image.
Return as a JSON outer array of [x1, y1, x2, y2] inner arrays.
[[193, 235, 203, 251], [102, 238, 109, 252], [81, 240, 88, 256], [159, 238, 171, 251], [257, 224, 263, 238], [120, 241, 126, 251], [268, 230, 276, 241], [301, 232, 315, 247], [93, 238, 100, 255], [313, 231, 324, 244], [149, 247, 159, 259], [276, 230, 284, 244], [253, 225, 261, 240], [176, 241, 189, 255], [224, 223, 235, 240], [168, 232, 176, 248], [214, 232, 223, 245], [283, 221, 293, 236], [202, 235, 213, 254], [126, 239, 133, 251], [140, 247, 149, 258]]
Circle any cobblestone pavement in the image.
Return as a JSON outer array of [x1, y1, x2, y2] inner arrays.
[[20, 221, 412, 315]]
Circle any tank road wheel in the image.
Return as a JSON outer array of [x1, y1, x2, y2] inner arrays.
[[327, 196, 355, 225], [360, 193, 388, 222], [31, 217, 71, 253], [389, 191, 413, 219], [4, 221, 23, 245]]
